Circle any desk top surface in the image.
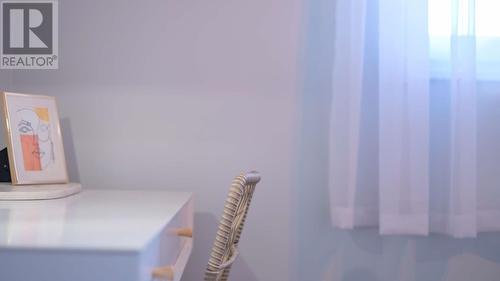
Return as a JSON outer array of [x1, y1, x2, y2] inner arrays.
[[0, 189, 192, 252]]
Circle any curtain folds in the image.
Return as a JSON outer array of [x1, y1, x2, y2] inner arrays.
[[378, 0, 430, 235], [329, 0, 492, 238], [329, 0, 368, 229]]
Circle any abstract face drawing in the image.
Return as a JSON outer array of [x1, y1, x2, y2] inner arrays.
[[17, 107, 55, 171]]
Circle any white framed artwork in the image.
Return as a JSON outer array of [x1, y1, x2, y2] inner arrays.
[[1, 92, 68, 185]]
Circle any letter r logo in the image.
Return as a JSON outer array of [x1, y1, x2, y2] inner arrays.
[[2, 2, 53, 54]]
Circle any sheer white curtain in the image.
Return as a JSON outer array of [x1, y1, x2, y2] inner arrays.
[[329, 0, 497, 238]]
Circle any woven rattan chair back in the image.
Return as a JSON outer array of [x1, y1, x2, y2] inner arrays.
[[204, 171, 261, 281]]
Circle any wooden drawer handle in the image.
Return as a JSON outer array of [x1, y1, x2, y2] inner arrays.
[[152, 265, 174, 281], [174, 227, 193, 238], [153, 229, 193, 280]]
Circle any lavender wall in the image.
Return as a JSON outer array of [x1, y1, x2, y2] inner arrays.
[[0, 73, 12, 87], [6, 0, 301, 280], [0, 72, 12, 96]]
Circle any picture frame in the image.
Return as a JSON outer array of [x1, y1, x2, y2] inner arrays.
[[1, 92, 68, 185]]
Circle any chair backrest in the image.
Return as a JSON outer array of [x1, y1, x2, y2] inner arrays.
[[204, 171, 261, 281]]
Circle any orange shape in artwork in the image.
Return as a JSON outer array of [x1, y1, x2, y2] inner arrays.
[[20, 134, 42, 171], [34, 107, 50, 122]]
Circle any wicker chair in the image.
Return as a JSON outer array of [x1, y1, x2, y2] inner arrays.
[[152, 171, 260, 281], [204, 171, 261, 281]]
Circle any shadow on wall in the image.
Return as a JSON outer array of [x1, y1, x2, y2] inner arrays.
[[61, 118, 81, 183], [181, 212, 258, 281]]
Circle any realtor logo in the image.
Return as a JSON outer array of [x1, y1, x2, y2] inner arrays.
[[1, 1, 58, 69]]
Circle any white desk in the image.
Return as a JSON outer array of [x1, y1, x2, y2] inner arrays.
[[0, 190, 194, 281]]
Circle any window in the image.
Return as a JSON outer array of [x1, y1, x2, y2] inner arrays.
[[428, 0, 500, 80], [429, 0, 500, 36]]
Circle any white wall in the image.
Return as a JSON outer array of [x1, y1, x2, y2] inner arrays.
[[8, 0, 301, 280], [297, 0, 500, 280]]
